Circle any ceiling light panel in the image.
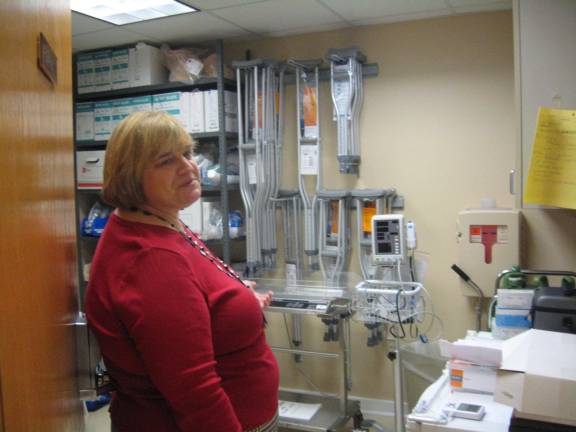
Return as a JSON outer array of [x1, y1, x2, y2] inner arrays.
[[71, 0, 197, 25]]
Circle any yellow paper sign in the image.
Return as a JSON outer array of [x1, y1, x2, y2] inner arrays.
[[524, 107, 576, 209]]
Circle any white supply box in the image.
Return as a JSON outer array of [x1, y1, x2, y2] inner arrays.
[[129, 95, 152, 114], [189, 91, 205, 133], [153, 92, 191, 132], [204, 90, 238, 132], [202, 197, 222, 240], [76, 150, 105, 189], [494, 307, 531, 329], [111, 98, 132, 132], [449, 360, 497, 394], [94, 101, 113, 141], [491, 319, 529, 340], [495, 329, 576, 425], [496, 289, 534, 309], [76, 52, 95, 94], [130, 42, 167, 87], [75, 102, 94, 142], [180, 197, 221, 239], [92, 50, 112, 92], [111, 48, 130, 90], [180, 200, 203, 234]]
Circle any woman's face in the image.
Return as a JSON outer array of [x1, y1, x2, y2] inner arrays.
[[141, 145, 201, 215]]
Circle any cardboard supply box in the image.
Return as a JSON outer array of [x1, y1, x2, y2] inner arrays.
[[111, 48, 130, 90], [92, 49, 112, 92], [153, 92, 191, 132], [204, 90, 238, 132], [94, 101, 113, 141], [75, 102, 94, 141], [495, 329, 576, 425], [130, 42, 167, 87], [76, 52, 95, 94], [449, 359, 497, 394], [76, 150, 105, 189], [189, 91, 205, 133]]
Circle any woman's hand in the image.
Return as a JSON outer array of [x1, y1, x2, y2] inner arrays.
[[244, 280, 273, 310]]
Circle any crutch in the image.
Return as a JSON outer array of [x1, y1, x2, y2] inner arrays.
[[287, 58, 323, 273], [317, 190, 351, 284], [317, 189, 351, 342], [327, 46, 366, 175], [232, 59, 265, 276], [259, 60, 285, 269], [272, 188, 304, 361]]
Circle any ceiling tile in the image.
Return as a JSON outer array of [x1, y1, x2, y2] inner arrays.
[[318, 0, 448, 22], [121, 11, 253, 45], [180, 0, 268, 11], [211, 0, 345, 33], [265, 21, 349, 38], [446, 0, 512, 14], [72, 27, 160, 52], [350, 9, 451, 27], [72, 12, 115, 35]]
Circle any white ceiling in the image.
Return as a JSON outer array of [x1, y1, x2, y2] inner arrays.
[[72, 0, 511, 52]]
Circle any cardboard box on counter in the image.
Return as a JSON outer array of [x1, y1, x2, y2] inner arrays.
[[494, 329, 576, 426]]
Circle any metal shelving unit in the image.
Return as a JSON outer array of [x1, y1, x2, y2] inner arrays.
[[73, 40, 240, 390]]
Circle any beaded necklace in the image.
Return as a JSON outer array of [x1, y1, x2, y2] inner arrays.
[[138, 209, 249, 288]]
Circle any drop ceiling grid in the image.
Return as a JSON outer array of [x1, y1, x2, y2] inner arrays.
[[71, 0, 512, 51]]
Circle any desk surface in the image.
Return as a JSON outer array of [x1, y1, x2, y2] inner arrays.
[[407, 374, 513, 432]]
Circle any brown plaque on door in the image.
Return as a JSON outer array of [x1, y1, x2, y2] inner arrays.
[[37, 32, 57, 86]]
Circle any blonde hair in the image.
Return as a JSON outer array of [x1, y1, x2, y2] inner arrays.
[[102, 111, 194, 209]]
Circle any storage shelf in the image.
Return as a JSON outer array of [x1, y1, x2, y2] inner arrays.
[[75, 132, 237, 149], [205, 236, 245, 245], [76, 77, 236, 102], [74, 40, 240, 301], [192, 131, 238, 140], [75, 183, 238, 193]]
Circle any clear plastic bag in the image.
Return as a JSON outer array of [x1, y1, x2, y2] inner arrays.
[[160, 44, 208, 82]]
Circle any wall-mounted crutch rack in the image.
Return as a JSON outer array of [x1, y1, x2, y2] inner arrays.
[[233, 59, 286, 276], [327, 46, 366, 175], [288, 58, 324, 275]]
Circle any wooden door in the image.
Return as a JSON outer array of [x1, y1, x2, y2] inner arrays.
[[0, 1, 83, 431]]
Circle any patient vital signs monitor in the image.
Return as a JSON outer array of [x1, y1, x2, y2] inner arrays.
[[371, 214, 406, 264]]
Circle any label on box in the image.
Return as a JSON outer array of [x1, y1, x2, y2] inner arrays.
[[111, 48, 130, 90], [94, 101, 112, 141], [93, 50, 112, 92], [77, 52, 95, 94], [75, 102, 94, 141]]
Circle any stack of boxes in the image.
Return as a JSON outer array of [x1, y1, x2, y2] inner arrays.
[[76, 43, 167, 94], [440, 333, 503, 396], [75, 43, 237, 196], [76, 90, 237, 142], [493, 288, 534, 339]]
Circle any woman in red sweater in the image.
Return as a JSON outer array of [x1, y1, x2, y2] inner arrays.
[[86, 111, 279, 432]]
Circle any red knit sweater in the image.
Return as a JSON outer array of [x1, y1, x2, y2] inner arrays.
[[86, 214, 279, 432]]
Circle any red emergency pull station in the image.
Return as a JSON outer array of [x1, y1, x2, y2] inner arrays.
[[470, 225, 498, 264]]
